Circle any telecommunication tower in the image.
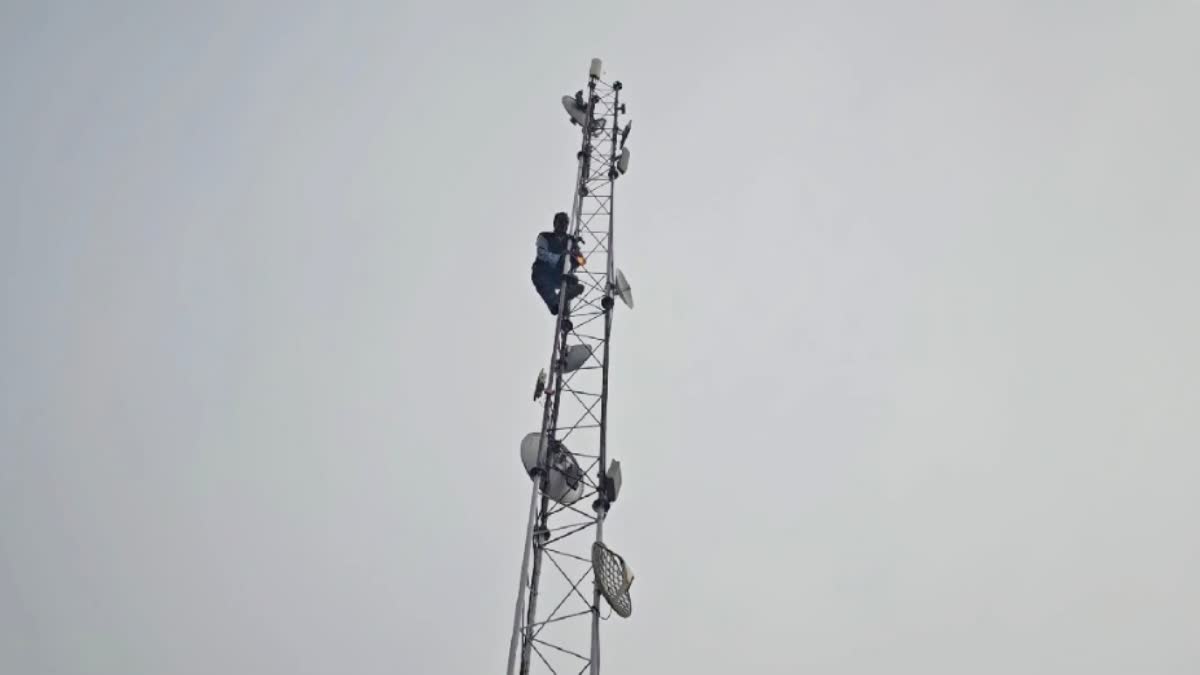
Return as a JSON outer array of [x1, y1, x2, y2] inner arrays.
[[506, 58, 637, 675]]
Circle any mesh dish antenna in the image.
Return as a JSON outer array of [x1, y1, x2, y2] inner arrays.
[[592, 542, 634, 618]]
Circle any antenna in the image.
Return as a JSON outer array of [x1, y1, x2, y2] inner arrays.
[[506, 59, 638, 675], [592, 542, 634, 618]]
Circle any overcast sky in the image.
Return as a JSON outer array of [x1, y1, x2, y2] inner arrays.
[[3, 2, 1199, 674]]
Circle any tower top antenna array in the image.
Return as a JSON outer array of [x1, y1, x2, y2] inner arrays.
[[506, 58, 638, 675]]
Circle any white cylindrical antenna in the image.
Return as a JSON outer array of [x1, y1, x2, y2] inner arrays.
[[590, 58, 603, 79]]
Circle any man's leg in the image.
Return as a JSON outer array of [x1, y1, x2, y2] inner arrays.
[[532, 270, 561, 314], [564, 274, 585, 302]]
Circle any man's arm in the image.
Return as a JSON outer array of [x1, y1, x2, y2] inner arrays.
[[536, 234, 561, 266]]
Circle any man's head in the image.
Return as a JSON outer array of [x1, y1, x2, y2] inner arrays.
[[553, 212, 569, 234]]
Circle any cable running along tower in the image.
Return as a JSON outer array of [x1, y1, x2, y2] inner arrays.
[[507, 58, 637, 675]]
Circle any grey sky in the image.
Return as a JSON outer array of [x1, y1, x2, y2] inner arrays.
[[2, 2, 1198, 674]]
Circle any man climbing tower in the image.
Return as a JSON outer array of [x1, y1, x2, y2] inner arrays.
[[531, 211, 584, 315]]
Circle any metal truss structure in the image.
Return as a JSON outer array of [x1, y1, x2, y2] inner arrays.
[[506, 59, 636, 675]]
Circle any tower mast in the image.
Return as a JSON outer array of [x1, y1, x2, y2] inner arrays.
[[506, 58, 637, 675]]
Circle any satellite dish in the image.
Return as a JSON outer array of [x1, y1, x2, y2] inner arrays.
[[520, 432, 585, 505], [533, 368, 546, 400], [614, 269, 633, 309], [563, 343, 593, 373], [592, 542, 634, 618], [561, 95, 589, 127]]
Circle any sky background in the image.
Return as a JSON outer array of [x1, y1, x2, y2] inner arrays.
[[2, 2, 1199, 674]]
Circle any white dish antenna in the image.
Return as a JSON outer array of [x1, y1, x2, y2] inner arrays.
[[533, 368, 547, 400], [561, 95, 589, 127], [563, 343, 593, 373], [520, 432, 585, 505], [614, 269, 633, 309]]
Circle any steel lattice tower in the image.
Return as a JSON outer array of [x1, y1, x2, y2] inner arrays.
[[506, 59, 636, 675]]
